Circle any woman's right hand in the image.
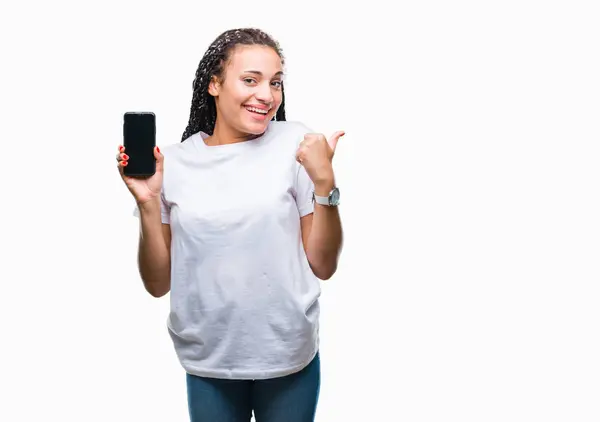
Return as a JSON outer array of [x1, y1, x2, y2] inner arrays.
[[116, 145, 164, 205]]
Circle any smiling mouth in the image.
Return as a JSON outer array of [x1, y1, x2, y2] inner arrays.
[[244, 106, 270, 115]]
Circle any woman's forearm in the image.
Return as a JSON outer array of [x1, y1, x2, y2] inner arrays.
[[306, 179, 343, 280], [137, 198, 171, 297]]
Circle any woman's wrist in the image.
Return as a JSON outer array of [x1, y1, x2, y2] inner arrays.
[[138, 196, 161, 214]]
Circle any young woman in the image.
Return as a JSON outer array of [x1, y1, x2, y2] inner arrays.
[[117, 28, 344, 421]]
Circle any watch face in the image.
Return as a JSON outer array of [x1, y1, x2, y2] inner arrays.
[[330, 188, 340, 205]]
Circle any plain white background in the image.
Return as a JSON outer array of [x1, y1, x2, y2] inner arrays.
[[1, 1, 599, 420]]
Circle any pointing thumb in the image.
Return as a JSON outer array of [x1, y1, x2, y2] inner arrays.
[[328, 131, 345, 151]]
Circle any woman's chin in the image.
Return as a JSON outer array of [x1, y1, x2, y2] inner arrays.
[[242, 119, 271, 135]]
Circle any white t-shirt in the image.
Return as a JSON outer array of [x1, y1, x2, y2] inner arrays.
[[134, 121, 320, 380]]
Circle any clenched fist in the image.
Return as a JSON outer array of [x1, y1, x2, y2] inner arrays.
[[296, 131, 344, 186]]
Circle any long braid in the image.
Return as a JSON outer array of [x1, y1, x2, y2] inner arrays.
[[181, 28, 286, 142], [276, 83, 286, 121]]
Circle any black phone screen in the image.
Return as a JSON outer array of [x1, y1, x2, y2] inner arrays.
[[123, 112, 156, 177]]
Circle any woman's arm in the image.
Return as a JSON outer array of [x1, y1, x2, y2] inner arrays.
[[137, 198, 172, 297], [301, 180, 343, 280], [296, 129, 345, 280]]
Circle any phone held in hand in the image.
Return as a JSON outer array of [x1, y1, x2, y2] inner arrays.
[[123, 112, 156, 177]]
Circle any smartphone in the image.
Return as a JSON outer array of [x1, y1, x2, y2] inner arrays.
[[123, 112, 156, 177]]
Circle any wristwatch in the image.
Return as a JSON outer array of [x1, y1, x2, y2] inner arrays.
[[313, 187, 340, 206]]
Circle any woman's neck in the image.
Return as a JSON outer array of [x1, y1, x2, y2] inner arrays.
[[205, 119, 260, 147]]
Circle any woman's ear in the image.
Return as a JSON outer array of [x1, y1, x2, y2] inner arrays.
[[208, 75, 220, 97]]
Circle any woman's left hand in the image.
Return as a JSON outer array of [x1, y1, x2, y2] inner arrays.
[[296, 131, 345, 186]]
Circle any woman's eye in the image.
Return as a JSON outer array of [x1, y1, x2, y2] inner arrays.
[[244, 78, 256, 84], [272, 81, 282, 88]]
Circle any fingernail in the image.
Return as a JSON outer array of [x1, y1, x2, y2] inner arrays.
[[122, 161, 128, 166], [119, 145, 124, 152], [123, 154, 129, 160], [156, 146, 160, 153]]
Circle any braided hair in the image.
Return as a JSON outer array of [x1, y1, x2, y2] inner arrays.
[[181, 28, 286, 142]]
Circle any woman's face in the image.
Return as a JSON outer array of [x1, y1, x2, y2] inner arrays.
[[209, 44, 284, 136]]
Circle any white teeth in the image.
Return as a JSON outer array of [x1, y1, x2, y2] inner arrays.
[[246, 106, 268, 114]]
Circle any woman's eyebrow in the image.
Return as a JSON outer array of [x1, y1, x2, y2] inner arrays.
[[243, 70, 284, 77]]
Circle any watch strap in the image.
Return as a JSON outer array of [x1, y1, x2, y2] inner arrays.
[[313, 193, 330, 206]]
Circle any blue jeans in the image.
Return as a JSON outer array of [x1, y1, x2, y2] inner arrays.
[[186, 352, 320, 422]]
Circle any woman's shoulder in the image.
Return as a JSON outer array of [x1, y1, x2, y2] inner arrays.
[[160, 132, 202, 157], [269, 120, 314, 143], [271, 120, 312, 132]]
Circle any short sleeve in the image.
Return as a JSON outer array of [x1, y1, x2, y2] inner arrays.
[[294, 162, 315, 217], [132, 191, 171, 224]]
